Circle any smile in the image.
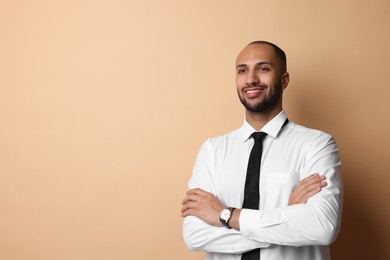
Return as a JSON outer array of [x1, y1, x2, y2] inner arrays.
[[243, 87, 265, 98]]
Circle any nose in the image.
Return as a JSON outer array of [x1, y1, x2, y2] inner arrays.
[[246, 70, 259, 85]]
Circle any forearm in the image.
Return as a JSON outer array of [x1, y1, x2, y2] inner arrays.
[[184, 196, 340, 252], [199, 192, 340, 249], [239, 198, 341, 246], [183, 215, 270, 253]]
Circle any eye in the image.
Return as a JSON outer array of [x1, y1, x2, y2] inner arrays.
[[237, 68, 246, 74], [258, 67, 270, 72]]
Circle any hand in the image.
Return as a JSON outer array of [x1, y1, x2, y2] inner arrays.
[[288, 173, 327, 205], [181, 188, 225, 227]]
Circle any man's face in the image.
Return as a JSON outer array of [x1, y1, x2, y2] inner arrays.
[[235, 44, 288, 114]]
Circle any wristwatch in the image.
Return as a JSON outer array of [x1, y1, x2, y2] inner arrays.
[[219, 207, 235, 228]]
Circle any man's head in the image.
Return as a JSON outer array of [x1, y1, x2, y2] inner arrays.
[[235, 41, 289, 115]]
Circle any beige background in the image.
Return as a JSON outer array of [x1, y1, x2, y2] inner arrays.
[[0, 0, 389, 259]]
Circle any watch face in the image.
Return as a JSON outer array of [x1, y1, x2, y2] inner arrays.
[[220, 209, 231, 221]]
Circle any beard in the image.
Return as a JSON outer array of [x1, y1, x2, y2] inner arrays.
[[238, 81, 283, 113]]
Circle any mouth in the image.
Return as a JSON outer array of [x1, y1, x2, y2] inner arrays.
[[243, 86, 266, 98]]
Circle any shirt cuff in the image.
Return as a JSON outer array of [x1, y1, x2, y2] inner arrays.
[[239, 209, 271, 247]]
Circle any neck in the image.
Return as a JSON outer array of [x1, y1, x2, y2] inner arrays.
[[245, 107, 282, 131]]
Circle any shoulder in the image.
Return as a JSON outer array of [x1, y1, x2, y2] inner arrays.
[[287, 122, 334, 141], [285, 122, 338, 151], [200, 128, 242, 152]]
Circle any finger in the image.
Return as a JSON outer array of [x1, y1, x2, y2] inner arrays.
[[302, 186, 323, 201], [182, 193, 201, 205], [305, 179, 327, 191], [182, 196, 189, 205], [307, 173, 325, 181], [300, 174, 325, 188], [181, 201, 202, 217], [300, 180, 327, 196], [181, 204, 188, 214], [181, 207, 196, 217], [181, 202, 191, 213], [307, 178, 326, 189], [186, 188, 216, 203], [181, 201, 199, 213], [306, 173, 320, 181], [298, 180, 327, 201], [292, 178, 325, 201], [304, 173, 325, 183]]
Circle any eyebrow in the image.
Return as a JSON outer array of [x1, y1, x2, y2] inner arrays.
[[235, 61, 273, 69]]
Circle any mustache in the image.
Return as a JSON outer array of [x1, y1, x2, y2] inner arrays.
[[244, 83, 267, 89]]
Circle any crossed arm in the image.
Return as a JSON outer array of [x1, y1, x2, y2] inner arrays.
[[181, 173, 327, 230], [181, 135, 342, 253]]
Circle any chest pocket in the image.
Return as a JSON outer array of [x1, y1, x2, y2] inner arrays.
[[261, 171, 299, 209]]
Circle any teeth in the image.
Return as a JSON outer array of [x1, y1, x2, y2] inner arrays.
[[247, 90, 259, 93]]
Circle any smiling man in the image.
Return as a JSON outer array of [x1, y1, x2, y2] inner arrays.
[[181, 41, 343, 260]]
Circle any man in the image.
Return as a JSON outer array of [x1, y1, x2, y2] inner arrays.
[[181, 41, 342, 260]]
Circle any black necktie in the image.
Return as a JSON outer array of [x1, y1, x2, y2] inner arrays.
[[241, 119, 289, 260], [241, 132, 267, 260]]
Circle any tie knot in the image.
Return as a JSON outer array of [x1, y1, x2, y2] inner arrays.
[[251, 132, 267, 141]]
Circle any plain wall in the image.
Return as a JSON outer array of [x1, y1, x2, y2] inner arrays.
[[1, 0, 389, 259]]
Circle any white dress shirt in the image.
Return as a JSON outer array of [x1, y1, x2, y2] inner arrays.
[[183, 111, 342, 260]]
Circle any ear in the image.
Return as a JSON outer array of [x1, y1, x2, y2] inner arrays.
[[281, 72, 289, 89]]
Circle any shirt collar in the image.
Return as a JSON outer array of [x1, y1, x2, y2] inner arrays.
[[241, 110, 288, 142]]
